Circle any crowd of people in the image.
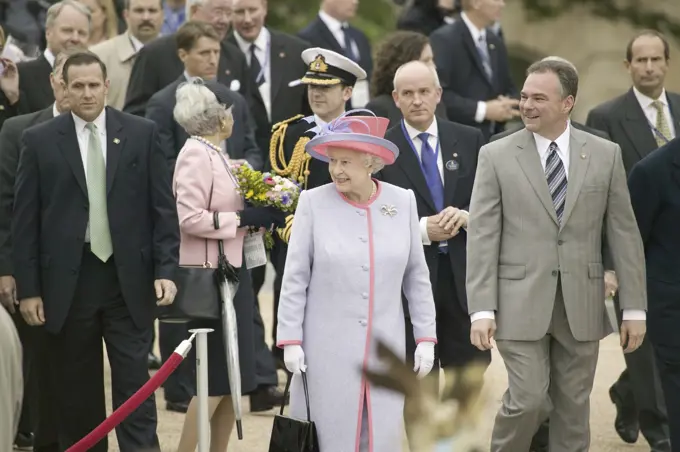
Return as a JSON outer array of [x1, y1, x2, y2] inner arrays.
[[0, 0, 678, 451]]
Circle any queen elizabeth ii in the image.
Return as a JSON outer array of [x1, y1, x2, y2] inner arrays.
[[276, 112, 438, 452]]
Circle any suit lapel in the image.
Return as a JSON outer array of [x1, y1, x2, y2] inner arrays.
[[559, 130, 589, 228], [666, 92, 680, 132], [461, 25, 492, 86], [621, 89, 658, 159], [315, 17, 345, 54], [515, 130, 558, 225], [439, 122, 460, 207], [672, 142, 680, 189], [269, 32, 287, 104], [392, 127, 437, 212], [105, 108, 126, 194], [57, 114, 88, 197], [39, 56, 53, 101]]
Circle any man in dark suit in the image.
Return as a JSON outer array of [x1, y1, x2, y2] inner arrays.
[[298, 0, 372, 108], [429, 0, 518, 140], [145, 21, 269, 414], [12, 51, 179, 452], [627, 137, 680, 450], [17, 0, 90, 113], [0, 49, 75, 452], [124, 0, 256, 119], [379, 59, 488, 449], [586, 30, 675, 451], [228, 0, 311, 162]]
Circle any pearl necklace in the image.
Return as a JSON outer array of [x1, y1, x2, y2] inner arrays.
[[191, 135, 222, 153], [370, 181, 377, 198]]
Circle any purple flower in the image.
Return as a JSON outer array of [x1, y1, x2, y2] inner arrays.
[[281, 194, 290, 205]]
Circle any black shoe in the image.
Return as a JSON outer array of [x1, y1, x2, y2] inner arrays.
[[250, 386, 289, 412], [148, 352, 162, 370], [609, 386, 639, 443], [166, 401, 189, 413], [14, 431, 34, 450], [650, 439, 672, 452], [530, 420, 549, 452]]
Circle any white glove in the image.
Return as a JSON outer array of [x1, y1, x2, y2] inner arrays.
[[283, 344, 307, 374], [413, 341, 435, 379]]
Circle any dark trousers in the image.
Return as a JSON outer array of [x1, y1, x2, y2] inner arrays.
[[270, 239, 286, 362], [159, 322, 195, 403], [610, 296, 669, 445], [12, 310, 59, 451], [651, 341, 680, 450], [251, 272, 278, 387], [48, 248, 159, 452]]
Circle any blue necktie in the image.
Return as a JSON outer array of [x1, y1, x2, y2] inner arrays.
[[418, 132, 444, 212], [341, 25, 358, 61]]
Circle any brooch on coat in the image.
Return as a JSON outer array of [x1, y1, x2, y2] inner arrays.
[[380, 205, 397, 217]]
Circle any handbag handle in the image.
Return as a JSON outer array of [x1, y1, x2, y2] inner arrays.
[[280, 370, 312, 422], [203, 148, 216, 267]]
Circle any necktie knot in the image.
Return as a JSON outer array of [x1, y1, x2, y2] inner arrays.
[[86, 122, 97, 133], [418, 132, 430, 145], [250, 42, 258, 53], [651, 100, 664, 112]]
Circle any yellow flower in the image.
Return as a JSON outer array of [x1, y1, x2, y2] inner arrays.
[[246, 189, 254, 198]]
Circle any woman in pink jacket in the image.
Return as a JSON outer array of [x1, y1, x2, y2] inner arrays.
[[171, 80, 286, 452]]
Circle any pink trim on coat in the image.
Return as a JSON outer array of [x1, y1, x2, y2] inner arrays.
[[276, 340, 302, 348], [345, 186, 378, 452], [416, 337, 438, 344]]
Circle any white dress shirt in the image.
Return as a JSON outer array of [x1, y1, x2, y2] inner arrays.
[[470, 123, 645, 323], [318, 10, 360, 60], [633, 87, 676, 141], [234, 28, 272, 120], [73, 110, 107, 242], [459, 12, 489, 124], [43, 48, 56, 67], [52, 103, 60, 118], [129, 33, 144, 53]]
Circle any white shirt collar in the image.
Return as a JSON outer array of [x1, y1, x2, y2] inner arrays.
[[318, 9, 347, 33], [404, 119, 439, 141], [633, 86, 668, 109], [129, 33, 145, 52], [533, 122, 571, 164], [72, 108, 107, 135], [460, 11, 486, 43], [44, 48, 56, 67], [233, 27, 269, 53], [52, 103, 60, 118]]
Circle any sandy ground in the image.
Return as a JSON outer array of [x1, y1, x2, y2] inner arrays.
[[91, 265, 649, 451]]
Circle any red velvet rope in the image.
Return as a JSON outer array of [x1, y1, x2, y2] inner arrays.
[[66, 352, 185, 452]]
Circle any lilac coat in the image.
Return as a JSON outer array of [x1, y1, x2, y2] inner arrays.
[[277, 181, 437, 452]]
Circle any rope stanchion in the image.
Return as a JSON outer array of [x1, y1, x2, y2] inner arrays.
[[66, 334, 198, 452]]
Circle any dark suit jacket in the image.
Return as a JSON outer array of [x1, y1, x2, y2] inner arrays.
[[298, 15, 373, 79], [12, 108, 179, 333], [429, 20, 516, 139], [489, 120, 610, 142], [16, 55, 53, 113], [396, 4, 446, 36], [227, 29, 311, 158], [123, 34, 254, 118], [145, 75, 263, 171], [628, 137, 680, 346], [0, 107, 55, 276], [365, 94, 449, 128], [380, 118, 484, 311], [586, 88, 680, 175]]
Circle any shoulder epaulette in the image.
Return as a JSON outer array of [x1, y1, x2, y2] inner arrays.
[[271, 114, 305, 133], [269, 115, 312, 189]]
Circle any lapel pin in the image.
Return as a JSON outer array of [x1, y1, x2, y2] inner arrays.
[[453, 152, 458, 158], [113, 138, 120, 144], [230, 79, 241, 92], [279, 52, 286, 58], [489, 44, 496, 50], [380, 205, 398, 217], [580, 153, 587, 159], [446, 160, 459, 171]]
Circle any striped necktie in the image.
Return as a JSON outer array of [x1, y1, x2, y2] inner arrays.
[[651, 100, 672, 147], [545, 142, 567, 224]]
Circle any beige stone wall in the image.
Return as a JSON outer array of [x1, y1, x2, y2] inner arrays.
[[501, 2, 680, 122]]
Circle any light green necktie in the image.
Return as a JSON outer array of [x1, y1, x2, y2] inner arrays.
[[651, 100, 672, 147], [85, 123, 113, 262]]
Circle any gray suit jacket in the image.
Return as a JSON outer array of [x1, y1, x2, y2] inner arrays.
[[466, 127, 646, 341]]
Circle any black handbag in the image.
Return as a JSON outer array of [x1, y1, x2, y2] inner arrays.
[[269, 371, 320, 452], [158, 149, 230, 323]]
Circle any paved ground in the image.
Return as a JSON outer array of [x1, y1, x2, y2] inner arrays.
[[95, 265, 649, 451]]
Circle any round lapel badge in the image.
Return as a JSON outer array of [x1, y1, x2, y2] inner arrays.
[[446, 159, 459, 171]]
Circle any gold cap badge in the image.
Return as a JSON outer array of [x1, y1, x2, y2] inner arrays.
[[310, 54, 328, 73]]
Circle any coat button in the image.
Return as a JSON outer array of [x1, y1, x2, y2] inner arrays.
[[359, 237, 367, 242], [558, 240, 564, 245], [357, 210, 365, 216], [359, 320, 367, 326], [361, 292, 368, 299], [552, 270, 558, 276], [362, 265, 369, 271]]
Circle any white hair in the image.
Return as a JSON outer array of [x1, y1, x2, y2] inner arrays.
[[45, 0, 91, 30], [541, 55, 578, 76], [392, 60, 441, 92], [186, 0, 207, 18], [173, 82, 233, 136], [364, 154, 386, 174]]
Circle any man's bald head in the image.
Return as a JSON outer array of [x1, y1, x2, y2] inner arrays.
[[393, 60, 441, 92], [392, 60, 442, 131]]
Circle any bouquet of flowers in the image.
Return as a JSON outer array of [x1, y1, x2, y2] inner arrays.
[[231, 163, 300, 249]]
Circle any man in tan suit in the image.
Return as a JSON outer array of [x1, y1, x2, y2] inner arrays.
[[466, 59, 648, 451], [90, 0, 163, 110]]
